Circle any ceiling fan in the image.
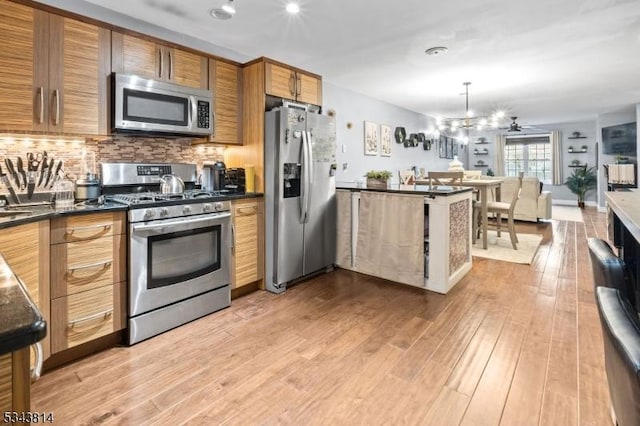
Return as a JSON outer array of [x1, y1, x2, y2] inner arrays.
[[501, 116, 538, 132]]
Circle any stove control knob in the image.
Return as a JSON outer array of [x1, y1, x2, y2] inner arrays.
[[159, 207, 169, 217], [203, 203, 213, 212], [214, 202, 224, 211], [182, 205, 192, 214], [143, 209, 155, 220]]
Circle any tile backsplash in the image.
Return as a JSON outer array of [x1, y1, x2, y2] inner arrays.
[[0, 134, 225, 182]]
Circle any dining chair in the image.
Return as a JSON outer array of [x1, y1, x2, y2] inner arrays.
[[475, 172, 523, 250], [427, 171, 463, 186], [399, 170, 415, 185]]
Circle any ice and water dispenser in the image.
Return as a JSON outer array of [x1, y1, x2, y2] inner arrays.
[[283, 163, 301, 198]]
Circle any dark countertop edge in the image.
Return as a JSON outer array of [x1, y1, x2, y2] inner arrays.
[[0, 202, 128, 230], [0, 193, 263, 229], [336, 184, 473, 196], [605, 191, 640, 244], [0, 266, 46, 356], [0, 319, 47, 357]]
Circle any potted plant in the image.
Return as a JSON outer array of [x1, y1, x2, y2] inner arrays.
[[565, 166, 597, 208], [581, 145, 588, 152], [365, 170, 392, 189], [568, 146, 574, 153]]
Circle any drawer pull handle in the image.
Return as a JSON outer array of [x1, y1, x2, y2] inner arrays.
[[68, 260, 112, 274], [236, 206, 257, 215], [67, 224, 112, 234], [31, 342, 43, 381], [68, 308, 113, 328]]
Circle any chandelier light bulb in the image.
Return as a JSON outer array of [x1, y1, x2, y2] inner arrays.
[[438, 124, 446, 131], [286, 2, 300, 14], [496, 111, 505, 118], [466, 110, 474, 118], [452, 120, 460, 127], [479, 118, 488, 126], [222, 0, 236, 15]]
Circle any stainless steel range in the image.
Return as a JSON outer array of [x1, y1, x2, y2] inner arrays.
[[102, 163, 232, 345]]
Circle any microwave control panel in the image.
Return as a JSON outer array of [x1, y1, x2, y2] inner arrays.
[[197, 100, 210, 129]]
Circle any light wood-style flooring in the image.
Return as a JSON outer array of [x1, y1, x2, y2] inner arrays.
[[32, 208, 611, 425]]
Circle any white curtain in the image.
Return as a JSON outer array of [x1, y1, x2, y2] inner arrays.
[[355, 192, 424, 287], [551, 130, 562, 184], [495, 134, 506, 176]]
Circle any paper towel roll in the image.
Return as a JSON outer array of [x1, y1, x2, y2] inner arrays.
[[245, 165, 255, 192]]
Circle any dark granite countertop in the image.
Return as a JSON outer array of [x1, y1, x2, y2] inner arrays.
[[336, 182, 474, 196], [0, 201, 128, 230], [0, 193, 263, 229], [0, 256, 46, 357]]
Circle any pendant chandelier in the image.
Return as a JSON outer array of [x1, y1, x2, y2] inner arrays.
[[436, 82, 505, 143]]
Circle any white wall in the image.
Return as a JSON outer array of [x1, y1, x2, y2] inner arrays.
[[534, 120, 599, 205], [596, 106, 637, 208], [323, 82, 454, 184]]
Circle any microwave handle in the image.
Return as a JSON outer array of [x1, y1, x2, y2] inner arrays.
[[189, 96, 196, 127]]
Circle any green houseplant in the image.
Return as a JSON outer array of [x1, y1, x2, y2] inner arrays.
[[364, 170, 392, 189], [565, 166, 597, 208]]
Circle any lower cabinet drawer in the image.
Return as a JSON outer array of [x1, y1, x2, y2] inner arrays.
[[51, 233, 126, 298], [51, 282, 126, 353]]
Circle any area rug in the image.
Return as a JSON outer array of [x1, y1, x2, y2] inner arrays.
[[551, 205, 584, 222], [472, 231, 543, 264]]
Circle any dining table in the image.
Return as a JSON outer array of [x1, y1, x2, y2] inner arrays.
[[415, 177, 504, 249]]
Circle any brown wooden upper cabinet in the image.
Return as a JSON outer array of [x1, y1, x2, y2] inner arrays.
[[112, 32, 208, 89], [0, 1, 110, 134], [208, 59, 242, 144], [265, 62, 322, 106]]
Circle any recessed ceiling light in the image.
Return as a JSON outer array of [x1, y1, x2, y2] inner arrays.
[[425, 46, 448, 56], [210, 0, 236, 20], [286, 2, 300, 14]]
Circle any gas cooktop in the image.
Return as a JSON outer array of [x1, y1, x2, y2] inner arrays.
[[108, 189, 234, 206]]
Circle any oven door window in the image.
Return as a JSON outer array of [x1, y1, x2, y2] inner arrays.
[[123, 88, 188, 126], [147, 225, 221, 289]]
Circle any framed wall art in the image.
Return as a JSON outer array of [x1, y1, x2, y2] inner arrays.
[[364, 121, 379, 156], [380, 124, 392, 157], [439, 135, 446, 158]]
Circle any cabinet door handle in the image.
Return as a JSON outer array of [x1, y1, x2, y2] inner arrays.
[[66, 223, 112, 234], [289, 72, 296, 97], [168, 49, 172, 80], [37, 87, 44, 124], [231, 223, 235, 255], [158, 47, 163, 78], [31, 342, 43, 381], [296, 75, 301, 97], [236, 206, 257, 215], [68, 260, 112, 274], [54, 89, 60, 125], [68, 308, 113, 329]]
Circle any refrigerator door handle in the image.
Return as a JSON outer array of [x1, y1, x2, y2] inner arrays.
[[300, 130, 309, 223], [304, 130, 314, 223]]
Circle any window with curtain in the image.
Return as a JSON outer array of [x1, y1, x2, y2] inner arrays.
[[504, 134, 552, 183]]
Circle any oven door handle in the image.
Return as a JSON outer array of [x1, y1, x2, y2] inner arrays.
[[132, 212, 231, 234]]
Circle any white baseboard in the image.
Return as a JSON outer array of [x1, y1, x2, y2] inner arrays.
[[552, 199, 598, 207]]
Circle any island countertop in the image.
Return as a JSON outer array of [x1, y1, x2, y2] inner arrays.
[[0, 254, 46, 357], [606, 190, 640, 243], [336, 182, 474, 196]]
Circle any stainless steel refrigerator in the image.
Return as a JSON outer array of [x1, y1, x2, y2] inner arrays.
[[264, 106, 337, 293]]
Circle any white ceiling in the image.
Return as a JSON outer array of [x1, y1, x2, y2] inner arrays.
[[53, 0, 640, 125]]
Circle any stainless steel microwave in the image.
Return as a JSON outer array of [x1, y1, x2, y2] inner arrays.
[[112, 73, 213, 136]]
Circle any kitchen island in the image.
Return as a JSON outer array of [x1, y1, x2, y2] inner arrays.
[[606, 190, 640, 308], [0, 253, 46, 412], [336, 182, 473, 294]]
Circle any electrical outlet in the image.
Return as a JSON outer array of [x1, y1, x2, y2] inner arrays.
[[341, 144, 347, 153]]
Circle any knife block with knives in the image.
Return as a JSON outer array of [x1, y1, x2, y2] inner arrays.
[[2, 152, 64, 205]]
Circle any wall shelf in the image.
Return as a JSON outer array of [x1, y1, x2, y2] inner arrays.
[[474, 164, 489, 168], [474, 141, 490, 145], [567, 149, 587, 153], [567, 136, 587, 139], [473, 152, 489, 155], [568, 164, 587, 168]]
